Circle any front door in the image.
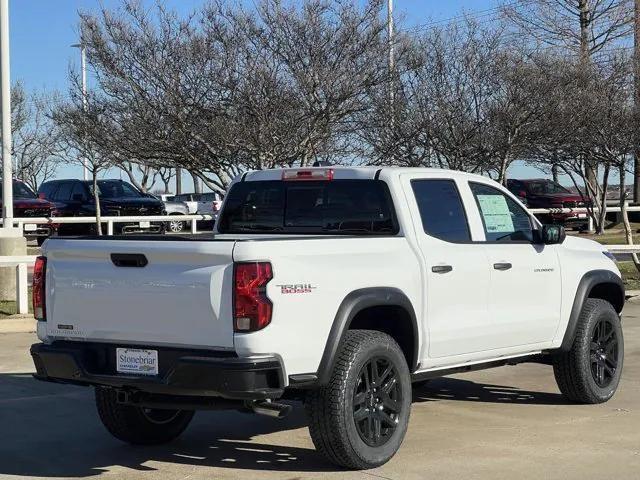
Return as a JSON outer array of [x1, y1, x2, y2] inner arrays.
[[467, 181, 562, 349]]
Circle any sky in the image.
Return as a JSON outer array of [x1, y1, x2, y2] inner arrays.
[[8, 0, 548, 191]]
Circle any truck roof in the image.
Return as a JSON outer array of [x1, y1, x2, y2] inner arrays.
[[240, 166, 492, 183]]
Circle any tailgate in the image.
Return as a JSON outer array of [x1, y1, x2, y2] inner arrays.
[[41, 238, 236, 350]]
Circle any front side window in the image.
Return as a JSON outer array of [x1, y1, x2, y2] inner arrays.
[[411, 179, 470, 242], [526, 180, 571, 195], [6, 180, 37, 199], [96, 180, 143, 199], [218, 180, 398, 235], [470, 182, 534, 242]]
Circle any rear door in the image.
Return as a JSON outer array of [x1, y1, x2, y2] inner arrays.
[[466, 181, 562, 348], [401, 174, 492, 360], [43, 238, 237, 350]]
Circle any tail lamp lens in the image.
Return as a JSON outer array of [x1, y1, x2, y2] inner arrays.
[[33, 256, 47, 321], [233, 262, 273, 332]]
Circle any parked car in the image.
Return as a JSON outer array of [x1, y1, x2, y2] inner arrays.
[[154, 193, 190, 233], [507, 178, 590, 229], [0, 179, 56, 245], [38, 179, 166, 235], [174, 192, 221, 228], [31, 167, 624, 469]]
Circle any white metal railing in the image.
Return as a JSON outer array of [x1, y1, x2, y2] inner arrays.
[[0, 214, 215, 235], [1, 243, 639, 318], [0, 255, 37, 314]]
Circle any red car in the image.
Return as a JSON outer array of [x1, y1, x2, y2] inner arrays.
[[0, 179, 56, 245], [507, 178, 590, 228]]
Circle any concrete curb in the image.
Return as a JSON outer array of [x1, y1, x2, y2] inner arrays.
[[0, 315, 35, 334]]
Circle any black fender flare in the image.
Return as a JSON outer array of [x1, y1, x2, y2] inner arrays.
[[559, 269, 624, 351], [314, 287, 419, 385]]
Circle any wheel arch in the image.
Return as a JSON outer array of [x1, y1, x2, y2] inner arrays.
[[314, 287, 419, 386], [559, 269, 624, 352]]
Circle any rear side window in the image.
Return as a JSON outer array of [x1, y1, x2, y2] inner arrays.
[[411, 179, 470, 242], [470, 182, 534, 242], [53, 182, 73, 201], [218, 180, 398, 235], [39, 182, 57, 199]]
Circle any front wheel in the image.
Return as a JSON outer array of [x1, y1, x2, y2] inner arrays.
[[306, 330, 411, 469], [553, 298, 624, 404], [167, 218, 185, 233], [95, 387, 194, 445]]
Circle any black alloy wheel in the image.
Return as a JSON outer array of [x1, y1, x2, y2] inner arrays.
[[590, 317, 619, 388], [352, 356, 402, 447]]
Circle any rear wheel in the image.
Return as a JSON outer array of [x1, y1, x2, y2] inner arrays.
[[553, 299, 624, 404], [306, 330, 411, 469], [95, 387, 194, 445]]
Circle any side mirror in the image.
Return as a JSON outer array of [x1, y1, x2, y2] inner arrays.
[[541, 224, 566, 245]]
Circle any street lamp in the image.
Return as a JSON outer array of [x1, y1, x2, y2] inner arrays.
[[71, 42, 89, 181], [1, 0, 13, 226]]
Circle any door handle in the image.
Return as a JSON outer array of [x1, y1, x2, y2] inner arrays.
[[431, 265, 453, 274], [493, 262, 512, 271], [111, 253, 148, 268]]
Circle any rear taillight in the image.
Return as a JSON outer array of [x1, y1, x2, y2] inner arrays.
[[233, 262, 273, 332], [33, 256, 47, 321]]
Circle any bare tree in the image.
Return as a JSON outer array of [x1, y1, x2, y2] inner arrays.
[[50, 82, 113, 235], [8, 85, 60, 190], [118, 161, 157, 192], [502, 0, 633, 57]]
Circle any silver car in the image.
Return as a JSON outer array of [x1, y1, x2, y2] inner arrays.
[[157, 194, 190, 233]]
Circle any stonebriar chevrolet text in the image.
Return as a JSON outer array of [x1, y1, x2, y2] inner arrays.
[[30, 167, 625, 469]]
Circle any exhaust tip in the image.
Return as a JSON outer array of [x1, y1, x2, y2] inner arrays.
[[249, 400, 292, 419]]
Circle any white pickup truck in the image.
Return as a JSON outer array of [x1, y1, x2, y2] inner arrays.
[[30, 167, 625, 469]]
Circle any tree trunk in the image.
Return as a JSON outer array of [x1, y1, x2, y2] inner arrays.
[[634, 0, 640, 201], [579, 0, 590, 60], [596, 164, 610, 235], [498, 153, 509, 185], [189, 170, 202, 194], [92, 170, 103, 236], [620, 165, 634, 245], [552, 164, 559, 183], [176, 167, 182, 194]]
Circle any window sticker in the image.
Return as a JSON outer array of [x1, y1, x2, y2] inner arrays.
[[477, 195, 514, 233]]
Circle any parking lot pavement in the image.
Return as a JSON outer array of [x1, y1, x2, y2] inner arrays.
[[1, 309, 639, 480]]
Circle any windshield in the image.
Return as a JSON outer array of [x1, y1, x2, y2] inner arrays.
[[526, 180, 571, 195], [0, 180, 37, 199], [218, 180, 398, 235], [95, 180, 144, 199]]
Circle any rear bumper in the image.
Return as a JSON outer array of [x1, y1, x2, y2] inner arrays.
[[30, 342, 285, 400]]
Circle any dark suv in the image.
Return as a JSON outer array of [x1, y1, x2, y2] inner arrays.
[[1, 179, 56, 245], [38, 179, 166, 235], [506, 178, 589, 228]]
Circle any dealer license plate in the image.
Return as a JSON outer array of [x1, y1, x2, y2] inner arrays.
[[139, 221, 151, 228], [116, 348, 158, 376]]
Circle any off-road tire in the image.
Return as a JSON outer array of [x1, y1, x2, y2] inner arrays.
[[95, 387, 194, 445], [553, 298, 624, 404], [306, 330, 411, 469]]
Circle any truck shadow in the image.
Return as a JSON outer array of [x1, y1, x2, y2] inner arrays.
[[412, 376, 570, 405], [0, 372, 569, 477]]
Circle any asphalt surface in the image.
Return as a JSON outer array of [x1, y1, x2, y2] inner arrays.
[[1, 306, 639, 480]]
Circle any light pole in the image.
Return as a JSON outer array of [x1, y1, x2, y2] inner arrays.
[[0, 0, 26, 304], [1, 0, 12, 226], [71, 42, 89, 181]]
